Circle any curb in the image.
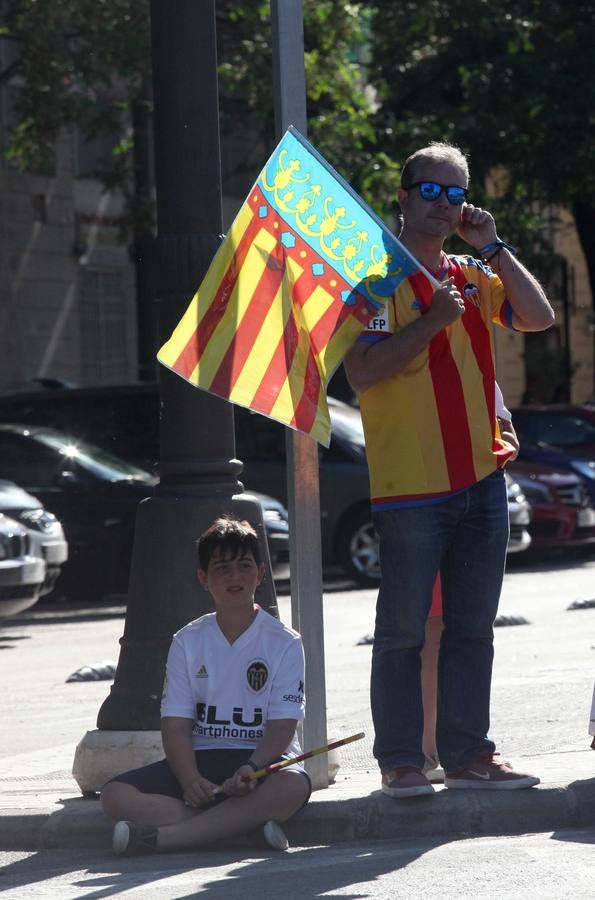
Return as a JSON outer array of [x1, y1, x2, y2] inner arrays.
[[1, 758, 593, 851], [286, 778, 595, 845]]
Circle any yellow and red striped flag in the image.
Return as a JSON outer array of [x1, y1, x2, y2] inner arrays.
[[157, 127, 422, 446]]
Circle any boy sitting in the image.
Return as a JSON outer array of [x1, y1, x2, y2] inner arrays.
[[101, 516, 310, 855]]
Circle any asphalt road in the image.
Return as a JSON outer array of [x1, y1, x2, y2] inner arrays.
[[1, 828, 593, 899], [0, 555, 594, 898]]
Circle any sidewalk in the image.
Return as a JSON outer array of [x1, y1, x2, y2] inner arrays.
[[1, 571, 594, 851], [0, 745, 593, 850]]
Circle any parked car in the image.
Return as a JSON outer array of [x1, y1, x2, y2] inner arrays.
[[0, 512, 46, 618], [0, 424, 158, 602], [512, 442, 595, 508], [0, 479, 68, 596], [510, 405, 595, 458], [0, 423, 288, 600], [505, 471, 532, 554], [248, 492, 290, 583], [507, 460, 595, 551], [0, 383, 165, 472], [0, 383, 379, 584], [0, 385, 534, 585]]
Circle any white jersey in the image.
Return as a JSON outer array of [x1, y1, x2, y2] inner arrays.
[[161, 608, 305, 756]]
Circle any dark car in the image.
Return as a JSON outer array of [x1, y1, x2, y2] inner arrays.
[[0, 424, 158, 602], [0, 384, 535, 585], [507, 460, 595, 551], [510, 405, 595, 459], [246, 491, 290, 583], [0, 424, 288, 600], [0, 383, 164, 472], [510, 404, 595, 506], [0, 384, 378, 583], [513, 442, 595, 507]]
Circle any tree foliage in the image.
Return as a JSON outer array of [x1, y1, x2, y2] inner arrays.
[[2, 1, 594, 311], [1, 0, 150, 173], [1, 1, 387, 229], [369, 0, 595, 295], [216, 1, 397, 214]]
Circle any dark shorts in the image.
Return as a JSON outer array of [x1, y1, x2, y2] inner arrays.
[[108, 749, 312, 807]]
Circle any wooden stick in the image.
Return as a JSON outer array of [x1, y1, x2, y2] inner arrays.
[[211, 731, 365, 798]]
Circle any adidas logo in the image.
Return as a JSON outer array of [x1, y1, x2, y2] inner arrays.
[[196, 665, 208, 678]]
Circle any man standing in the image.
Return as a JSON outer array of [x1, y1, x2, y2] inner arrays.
[[344, 142, 554, 799]]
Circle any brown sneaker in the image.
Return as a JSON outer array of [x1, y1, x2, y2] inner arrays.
[[381, 766, 435, 798], [445, 754, 540, 790]]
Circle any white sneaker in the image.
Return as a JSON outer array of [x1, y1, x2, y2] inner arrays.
[[113, 820, 158, 856], [263, 820, 289, 850]]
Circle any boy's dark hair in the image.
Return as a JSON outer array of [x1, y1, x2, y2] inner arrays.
[[197, 516, 261, 571]]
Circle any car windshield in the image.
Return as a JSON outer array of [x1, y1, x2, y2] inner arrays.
[[32, 430, 157, 484], [515, 413, 595, 448]]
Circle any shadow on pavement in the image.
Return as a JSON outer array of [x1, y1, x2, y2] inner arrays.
[[0, 837, 447, 899], [505, 550, 595, 575]]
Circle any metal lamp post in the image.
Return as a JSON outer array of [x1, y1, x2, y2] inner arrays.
[[73, 0, 276, 792]]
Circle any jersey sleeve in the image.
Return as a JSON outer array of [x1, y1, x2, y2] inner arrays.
[[160, 633, 195, 720], [486, 267, 515, 329], [266, 636, 306, 722], [356, 297, 395, 344]]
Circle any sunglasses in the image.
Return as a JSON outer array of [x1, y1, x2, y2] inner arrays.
[[405, 181, 468, 206]]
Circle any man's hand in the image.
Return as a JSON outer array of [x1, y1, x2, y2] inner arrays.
[[427, 277, 465, 326], [222, 764, 258, 798], [456, 203, 497, 251], [498, 417, 520, 461], [181, 773, 218, 808]]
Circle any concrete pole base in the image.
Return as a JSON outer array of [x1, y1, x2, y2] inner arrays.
[[72, 731, 341, 796], [327, 748, 340, 784], [72, 730, 163, 796]]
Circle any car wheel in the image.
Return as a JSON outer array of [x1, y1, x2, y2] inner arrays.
[[337, 509, 380, 586]]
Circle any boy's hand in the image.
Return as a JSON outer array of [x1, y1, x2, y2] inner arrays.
[[182, 773, 217, 808], [222, 763, 258, 797]]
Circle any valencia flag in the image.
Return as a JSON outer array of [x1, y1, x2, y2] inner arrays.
[[157, 127, 422, 445]]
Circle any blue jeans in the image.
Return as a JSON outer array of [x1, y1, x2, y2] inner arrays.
[[370, 470, 509, 774]]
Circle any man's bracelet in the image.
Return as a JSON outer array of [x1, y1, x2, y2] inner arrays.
[[479, 239, 517, 260], [244, 759, 259, 772]]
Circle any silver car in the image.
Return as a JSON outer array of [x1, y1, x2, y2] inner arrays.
[[0, 480, 68, 597], [0, 513, 46, 617]]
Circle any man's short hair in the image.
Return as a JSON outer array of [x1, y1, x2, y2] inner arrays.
[[401, 142, 470, 188], [197, 516, 262, 571]]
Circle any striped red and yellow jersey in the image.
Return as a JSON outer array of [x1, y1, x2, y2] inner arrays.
[[357, 253, 515, 510]]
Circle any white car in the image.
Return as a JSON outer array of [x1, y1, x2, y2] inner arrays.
[[0, 480, 68, 597], [0, 513, 46, 617], [505, 471, 532, 554]]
